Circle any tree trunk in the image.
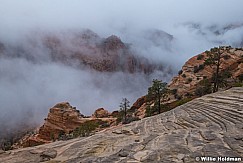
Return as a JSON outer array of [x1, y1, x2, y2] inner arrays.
[[213, 52, 221, 93], [124, 100, 127, 122], [158, 90, 161, 114]]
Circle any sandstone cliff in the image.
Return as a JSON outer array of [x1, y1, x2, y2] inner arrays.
[[1, 87, 242, 162]]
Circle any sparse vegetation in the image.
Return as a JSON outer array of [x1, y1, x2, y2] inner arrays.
[[125, 116, 140, 124], [187, 78, 192, 83], [174, 94, 182, 100], [147, 79, 168, 114], [119, 98, 130, 123], [50, 132, 55, 141], [232, 82, 243, 87], [197, 54, 204, 60], [238, 74, 243, 83], [171, 89, 177, 95], [194, 64, 204, 73], [174, 98, 192, 106], [1, 141, 12, 151], [204, 47, 233, 92], [73, 121, 98, 137], [178, 70, 183, 75], [195, 79, 212, 96], [182, 74, 186, 78], [223, 54, 231, 60]]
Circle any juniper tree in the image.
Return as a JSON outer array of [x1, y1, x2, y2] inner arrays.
[[147, 79, 168, 114]]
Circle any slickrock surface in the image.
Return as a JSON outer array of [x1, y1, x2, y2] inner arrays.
[[0, 87, 242, 163]]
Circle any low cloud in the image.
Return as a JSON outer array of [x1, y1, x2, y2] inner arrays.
[[0, 0, 243, 134]]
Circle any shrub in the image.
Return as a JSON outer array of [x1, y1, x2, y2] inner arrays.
[[96, 120, 111, 128], [195, 79, 212, 96], [178, 70, 183, 75], [197, 54, 204, 60], [198, 64, 204, 70], [171, 89, 177, 95], [174, 98, 192, 106], [73, 120, 98, 137], [145, 105, 157, 117], [185, 92, 192, 97], [187, 78, 192, 83], [174, 94, 182, 100], [50, 132, 55, 141], [1, 141, 12, 151], [182, 74, 186, 78], [238, 74, 243, 82], [194, 64, 204, 73], [232, 82, 243, 87], [58, 131, 65, 140], [223, 54, 231, 60], [124, 116, 140, 124]]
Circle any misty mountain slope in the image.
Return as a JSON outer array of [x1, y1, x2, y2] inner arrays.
[[0, 29, 164, 74], [0, 29, 174, 143], [0, 87, 242, 163]]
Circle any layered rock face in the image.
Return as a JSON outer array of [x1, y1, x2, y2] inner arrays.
[[13, 103, 116, 148], [1, 87, 242, 162], [38, 102, 84, 141], [168, 46, 243, 96]]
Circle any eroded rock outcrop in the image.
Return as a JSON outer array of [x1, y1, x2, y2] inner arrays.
[[91, 108, 110, 118], [38, 102, 84, 141], [14, 102, 116, 148], [132, 46, 243, 118], [168, 46, 243, 96], [1, 88, 242, 162]]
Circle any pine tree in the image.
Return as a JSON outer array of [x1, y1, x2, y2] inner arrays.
[[119, 98, 130, 123], [147, 79, 168, 114], [204, 47, 230, 92]]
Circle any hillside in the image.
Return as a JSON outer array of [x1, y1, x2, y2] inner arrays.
[[168, 46, 243, 96], [0, 30, 163, 74], [131, 46, 243, 118], [0, 87, 242, 162]]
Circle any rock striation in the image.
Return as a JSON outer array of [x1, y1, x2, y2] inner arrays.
[[1, 87, 242, 162], [38, 102, 84, 141]]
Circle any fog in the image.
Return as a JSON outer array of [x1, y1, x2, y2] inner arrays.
[[0, 0, 243, 130]]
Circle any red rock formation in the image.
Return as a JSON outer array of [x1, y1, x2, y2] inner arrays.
[[168, 46, 243, 96], [132, 46, 243, 118], [92, 108, 110, 118], [14, 102, 117, 148], [38, 102, 85, 141]]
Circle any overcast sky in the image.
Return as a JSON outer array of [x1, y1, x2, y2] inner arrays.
[[1, 0, 243, 36]]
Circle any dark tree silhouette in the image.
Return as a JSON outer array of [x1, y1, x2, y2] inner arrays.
[[119, 98, 130, 123], [147, 79, 168, 114], [204, 47, 231, 92]]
